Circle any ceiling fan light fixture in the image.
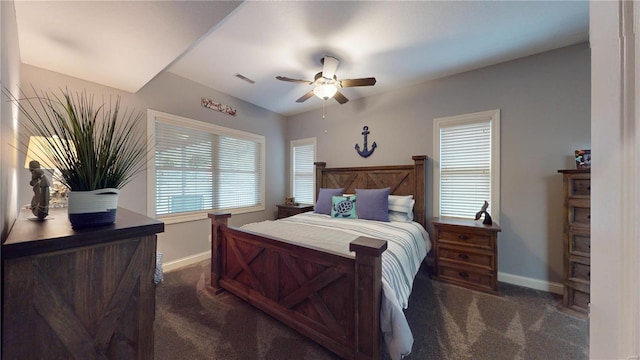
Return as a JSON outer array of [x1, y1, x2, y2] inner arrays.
[[313, 84, 338, 100]]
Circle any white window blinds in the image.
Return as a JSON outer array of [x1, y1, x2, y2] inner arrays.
[[215, 136, 263, 209], [291, 138, 315, 204], [155, 122, 213, 215], [149, 110, 265, 219], [434, 110, 500, 221]]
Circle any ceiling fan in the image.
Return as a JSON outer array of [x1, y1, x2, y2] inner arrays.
[[276, 55, 376, 104]]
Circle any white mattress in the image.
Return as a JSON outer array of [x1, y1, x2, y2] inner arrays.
[[241, 212, 430, 360]]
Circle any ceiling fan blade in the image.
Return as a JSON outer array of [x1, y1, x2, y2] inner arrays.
[[340, 77, 377, 87], [276, 76, 313, 85], [333, 91, 349, 104], [321, 56, 339, 80], [296, 90, 315, 103]]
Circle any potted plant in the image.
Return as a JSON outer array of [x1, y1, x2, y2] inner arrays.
[[6, 86, 148, 228]]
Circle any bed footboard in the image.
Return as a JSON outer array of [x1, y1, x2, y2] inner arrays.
[[208, 213, 387, 360]]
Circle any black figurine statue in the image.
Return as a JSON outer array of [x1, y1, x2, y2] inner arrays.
[[475, 200, 492, 225], [28, 160, 50, 220]]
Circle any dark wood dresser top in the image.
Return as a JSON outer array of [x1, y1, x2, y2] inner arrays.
[[431, 216, 502, 232], [557, 169, 590, 174], [3, 207, 164, 259]]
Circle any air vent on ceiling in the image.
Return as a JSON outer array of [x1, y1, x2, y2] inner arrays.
[[233, 73, 255, 84]]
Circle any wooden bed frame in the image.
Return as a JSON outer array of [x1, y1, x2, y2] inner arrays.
[[208, 155, 426, 359]]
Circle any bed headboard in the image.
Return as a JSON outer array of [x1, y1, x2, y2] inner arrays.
[[314, 155, 428, 227]]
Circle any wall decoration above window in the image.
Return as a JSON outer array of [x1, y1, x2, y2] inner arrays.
[[201, 97, 236, 116], [355, 125, 377, 158]]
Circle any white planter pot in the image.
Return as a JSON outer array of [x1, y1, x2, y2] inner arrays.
[[68, 188, 120, 228]]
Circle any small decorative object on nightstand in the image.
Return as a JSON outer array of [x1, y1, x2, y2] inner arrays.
[[474, 201, 493, 225], [431, 217, 502, 294], [277, 203, 314, 219]]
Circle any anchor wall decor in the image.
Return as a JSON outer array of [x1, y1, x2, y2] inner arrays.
[[355, 125, 377, 158]]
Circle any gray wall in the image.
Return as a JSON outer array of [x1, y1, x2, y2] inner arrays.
[[19, 65, 288, 263], [286, 43, 591, 285], [12, 43, 590, 285]]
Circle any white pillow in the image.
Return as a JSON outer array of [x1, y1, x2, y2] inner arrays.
[[388, 195, 414, 222]]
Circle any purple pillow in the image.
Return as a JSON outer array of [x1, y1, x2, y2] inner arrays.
[[315, 188, 344, 215], [355, 188, 390, 222]]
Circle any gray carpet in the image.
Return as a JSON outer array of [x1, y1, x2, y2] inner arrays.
[[154, 261, 588, 359]]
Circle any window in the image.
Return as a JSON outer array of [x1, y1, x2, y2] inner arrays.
[[147, 110, 265, 222], [433, 109, 500, 221], [290, 138, 316, 204]]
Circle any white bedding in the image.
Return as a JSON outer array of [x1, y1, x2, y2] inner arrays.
[[241, 212, 430, 360]]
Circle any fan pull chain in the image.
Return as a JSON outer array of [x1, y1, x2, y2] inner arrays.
[[322, 99, 326, 120]]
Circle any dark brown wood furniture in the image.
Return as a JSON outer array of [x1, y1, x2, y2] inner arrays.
[[209, 155, 426, 360], [2, 207, 164, 359], [431, 217, 501, 294], [276, 203, 314, 219], [558, 169, 590, 315]]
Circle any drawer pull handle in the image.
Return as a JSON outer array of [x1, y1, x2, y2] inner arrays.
[[588, 272, 590, 278], [587, 186, 591, 191], [458, 272, 469, 278], [458, 253, 469, 260], [458, 234, 469, 240]]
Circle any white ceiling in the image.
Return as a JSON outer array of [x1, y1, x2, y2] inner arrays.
[[15, 1, 589, 117]]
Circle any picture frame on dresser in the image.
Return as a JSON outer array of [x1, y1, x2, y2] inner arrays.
[[574, 150, 591, 170]]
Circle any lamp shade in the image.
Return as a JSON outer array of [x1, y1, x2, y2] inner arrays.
[[313, 84, 338, 100], [24, 136, 67, 169]]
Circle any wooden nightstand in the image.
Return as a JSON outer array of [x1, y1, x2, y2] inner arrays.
[[431, 217, 501, 294], [277, 203, 314, 219]]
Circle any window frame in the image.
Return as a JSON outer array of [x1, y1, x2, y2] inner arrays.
[[290, 137, 317, 205], [147, 109, 265, 224], [433, 109, 500, 223]]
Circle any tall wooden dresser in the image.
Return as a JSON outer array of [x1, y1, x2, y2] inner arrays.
[[558, 169, 591, 315], [2, 207, 164, 359]]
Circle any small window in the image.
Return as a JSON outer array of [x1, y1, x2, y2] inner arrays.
[[433, 109, 500, 221], [290, 138, 316, 205], [147, 110, 265, 222]]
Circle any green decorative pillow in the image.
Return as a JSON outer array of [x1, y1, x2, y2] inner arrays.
[[331, 196, 357, 219]]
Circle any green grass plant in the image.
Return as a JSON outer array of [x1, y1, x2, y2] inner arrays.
[[6, 86, 148, 191]]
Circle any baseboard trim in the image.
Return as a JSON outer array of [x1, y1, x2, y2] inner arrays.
[[498, 272, 563, 295], [163, 251, 210, 272]]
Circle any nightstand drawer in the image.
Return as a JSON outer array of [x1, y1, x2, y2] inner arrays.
[[277, 204, 313, 219], [438, 230, 492, 249], [437, 264, 494, 291], [279, 207, 301, 218], [438, 246, 493, 270]]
